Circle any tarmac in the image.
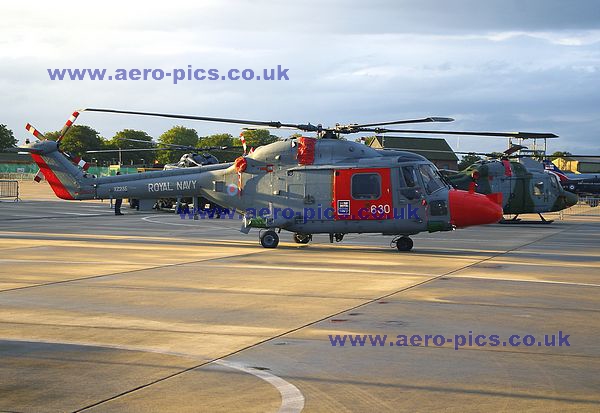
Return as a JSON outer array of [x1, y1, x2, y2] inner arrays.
[[0, 181, 599, 412]]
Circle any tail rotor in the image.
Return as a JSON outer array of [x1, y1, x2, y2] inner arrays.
[[26, 111, 90, 182]]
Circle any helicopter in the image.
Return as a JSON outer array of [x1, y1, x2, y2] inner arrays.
[[20, 108, 557, 251], [364, 139, 579, 223], [447, 155, 578, 223]]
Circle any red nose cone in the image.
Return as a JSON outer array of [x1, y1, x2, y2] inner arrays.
[[449, 189, 504, 228]]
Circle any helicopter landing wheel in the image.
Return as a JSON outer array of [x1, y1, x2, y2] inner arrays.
[[260, 230, 280, 248], [293, 233, 312, 244], [393, 236, 413, 252]]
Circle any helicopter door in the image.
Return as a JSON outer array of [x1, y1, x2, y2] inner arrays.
[[333, 168, 393, 220]]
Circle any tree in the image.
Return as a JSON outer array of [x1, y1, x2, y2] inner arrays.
[[157, 126, 199, 163], [549, 151, 572, 159], [107, 129, 155, 165], [44, 125, 103, 157], [458, 153, 483, 171], [0, 125, 17, 150], [236, 129, 280, 148], [199, 133, 234, 148]]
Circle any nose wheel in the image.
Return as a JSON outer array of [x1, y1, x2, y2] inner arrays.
[[260, 230, 279, 248], [392, 236, 413, 252]]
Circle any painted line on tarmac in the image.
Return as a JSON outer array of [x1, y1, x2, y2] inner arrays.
[[215, 359, 304, 413], [55, 212, 110, 216], [451, 275, 600, 287], [0, 337, 304, 413]]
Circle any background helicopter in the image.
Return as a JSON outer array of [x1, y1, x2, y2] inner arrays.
[[447, 153, 578, 223], [21, 108, 557, 251], [369, 141, 579, 223]]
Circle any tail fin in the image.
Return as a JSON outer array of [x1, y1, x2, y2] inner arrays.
[[542, 159, 569, 182], [24, 141, 94, 200]]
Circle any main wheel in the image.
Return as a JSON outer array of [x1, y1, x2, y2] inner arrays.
[[396, 236, 413, 252], [293, 233, 312, 244], [260, 230, 280, 248]]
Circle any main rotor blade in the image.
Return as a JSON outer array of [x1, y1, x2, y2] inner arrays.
[[381, 147, 497, 157], [115, 137, 198, 151], [354, 117, 454, 128], [360, 128, 558, 139], [115, 137, 157, 145], [82, 108, 318, 131], [86, 145, 244, 154], [87, 148, 167, 153]]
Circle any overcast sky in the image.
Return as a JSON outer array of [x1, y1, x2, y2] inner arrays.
[[1, 0, 599, 154]]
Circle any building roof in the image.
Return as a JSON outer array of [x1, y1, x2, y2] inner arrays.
[[368, 136, 458, 161]]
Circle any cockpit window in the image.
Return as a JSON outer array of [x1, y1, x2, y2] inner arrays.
[[400, 166, 422, 200], [419, 164, 445, 194], [352, 173, 381, 200], [402, 166, 419, 188]]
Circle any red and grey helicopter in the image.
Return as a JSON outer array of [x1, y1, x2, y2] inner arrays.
[[20, 108, 556, 251]]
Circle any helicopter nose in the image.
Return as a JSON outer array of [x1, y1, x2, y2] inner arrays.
[[448, 189, 504, 228], [564, 191, 578, 208]]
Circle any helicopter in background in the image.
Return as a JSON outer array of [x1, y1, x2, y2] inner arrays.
[[447, 154, 578, 223], [375, 141, 579, 223], [542, 160, 600, 204], [21, 108, 558, 251]]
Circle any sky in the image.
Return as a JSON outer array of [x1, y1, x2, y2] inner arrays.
[[1, 0, 600, 154]]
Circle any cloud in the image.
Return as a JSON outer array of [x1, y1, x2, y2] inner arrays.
[[0, 0, 599, 155]]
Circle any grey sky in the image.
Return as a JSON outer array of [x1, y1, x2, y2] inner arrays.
[[1, 0, 599, 154]]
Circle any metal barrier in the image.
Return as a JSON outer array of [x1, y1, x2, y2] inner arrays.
[[0, 180, 19, 201], [0, 173, 36, 180], [549, 197, 600, 219]]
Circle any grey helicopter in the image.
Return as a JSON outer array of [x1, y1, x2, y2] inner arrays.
[[20, 108, 556, 251]]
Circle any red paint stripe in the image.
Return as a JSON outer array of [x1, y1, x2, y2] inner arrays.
[[25, 124, 41, 138], [30, 154, 74, 200]]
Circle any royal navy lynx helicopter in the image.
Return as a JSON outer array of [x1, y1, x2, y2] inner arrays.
[[21, 108, 555, 251]]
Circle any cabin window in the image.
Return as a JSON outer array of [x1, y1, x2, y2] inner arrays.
[[533, 181, 544, 196], [351, 173, 381, 200]]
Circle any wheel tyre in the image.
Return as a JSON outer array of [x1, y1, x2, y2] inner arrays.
[[396, 236, 413, 252], [260, 230, 280, 248], [293, 233, 311, 244]]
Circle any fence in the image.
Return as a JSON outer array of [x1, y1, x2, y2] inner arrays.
[[0, 167, 139, 181], [548, 197, 600, 218], [0, 180, 19, 201]]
